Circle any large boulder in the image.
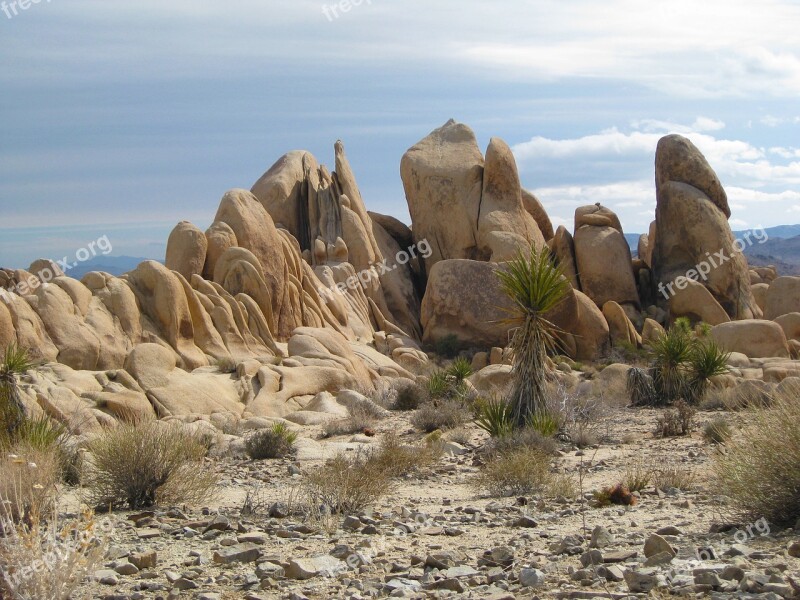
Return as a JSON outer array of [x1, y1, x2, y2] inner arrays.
[[165, 221, 207, 281], [203, 221, 238, 281], [573, 205, 639, 318], [774, 312, 800, 342], [401, 120, 484, 272], [711, 320, 790, 359], [420, 259, 511, 348], [477, 137, 545, 261], [668, 279, 730, 325], [602, 301, 641, 347], [652, 135, 758, 320], [521, 190, 554, 241], [764, 276, 800, 320], [551, 226, 580, 289]]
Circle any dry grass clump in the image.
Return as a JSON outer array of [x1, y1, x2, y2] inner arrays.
[[323, 399, 385, 438], [369, 433, 443, 478], [651, 463, 695, 491], [486, 427, 558, 457], [714, 391, 800, 527], [0, 445, 61, 527], [84, 421, 217, 509], [302, 451, 393, 515], [245, 422, 297, 459], [0, 510, 107, 600], [701, 382, 773, 411], [474, 447, 574, 498], [654, 400, 695, 437], [411, 399, 468, 433], [703, 417, 732, 445], [623, 459, 653, 493], [393, 382, 424, 411]]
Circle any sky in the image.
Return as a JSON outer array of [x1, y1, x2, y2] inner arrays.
[[2, 0, 800, 268]]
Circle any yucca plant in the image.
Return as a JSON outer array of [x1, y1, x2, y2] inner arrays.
[[447, 357, 473, 383], [686, 340, 730, 404], [426, 370, 450, 400], [626, 367, 658, 406], [495, 246, 570, 427], [475, 397, 514, 438], [648, 323, 693, 405], [527, 410, 560, 437], [1, 343, 34, 444]]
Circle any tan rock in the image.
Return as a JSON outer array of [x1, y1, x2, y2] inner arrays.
[[287, 327, 375, 392], [656, 134, 730, 217], [478, 137, 545, 260], [711, 320, 790, 358], [602, 301, 641, 347], [552, 226, 580, 289], [203, 221, 238, 281], [668, 279, 730, 326], [573, 290, 611, 361], [774, 312, 800, 341], [165, 221, 207, 281], [468, 364, 513, 395], [751, 283, 769, 312], [521, 189, 554, 241], [251, 150, 317, 236], [401, 120, 484, 271], [764, 276, 800, 320], [573, 206, 639, 310], [642, 318, 666, 345]]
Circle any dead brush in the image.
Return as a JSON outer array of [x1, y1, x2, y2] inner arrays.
[[473, 447, 574, 498], [368, 433, 443, 478], [654, 400, 695, 437]]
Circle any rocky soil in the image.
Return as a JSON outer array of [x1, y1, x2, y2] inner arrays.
[[66, 405, 800, 600]]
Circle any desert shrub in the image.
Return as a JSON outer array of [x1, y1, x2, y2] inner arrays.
[[434, 334, 461, 358], [649, 323, 693, 405], [474, 447, 572, 497], [623, 459, 652, 493], [0, 510, 107, 600], [714, 392, 800, 526], [0, 446, 61, 527], [447, 357, 473, 383], [556, 388, 608, 447], [0, 343, 34, 445], [475, 397, 514, 438], [246, 422, 298, 459], [393, 382, 424, 411], [411, 399, 467, 433], [215, 356, 237, 374], [651, 462, 695, 491], [703, 417, 732, 445], [654, 400, 695, 437], [446, 427, 472, 446], [594, 483, 637, 507], [303, 451, 392, 514], [487, 427, 559, 457], [85, 421, 217, 509], [369, 433, 442, 478]]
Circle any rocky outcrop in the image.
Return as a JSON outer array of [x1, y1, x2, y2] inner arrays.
[[764, 276, 800, 320], [668, 279, 730, 326], [652, 135, 758, 321], [165, 221, 207, 281], [711, 320, 790, 359]]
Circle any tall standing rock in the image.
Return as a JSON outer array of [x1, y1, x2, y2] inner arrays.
[[165, 221, 208, 281], [573, 205, 640, 324], [401, 120, 485, 273], [477, 137, 545, 261], [652, 135, 758, 320]]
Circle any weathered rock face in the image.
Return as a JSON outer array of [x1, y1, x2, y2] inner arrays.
[[711, 320, 790, 359], [668, 279, 730, 326], [165, 221, 207, 281], [522, 190, 554, 241], [401, 120, 485, 271], [551, 226, 580, 290], [573, 205, 640, 321], [652, 135, 758, 321], [764, 276, 800, 320], [603, 301, 641, 347], [477, 137, 545, 261]]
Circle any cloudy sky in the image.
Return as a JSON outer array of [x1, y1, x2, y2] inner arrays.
[[2, 0, 800, 267]]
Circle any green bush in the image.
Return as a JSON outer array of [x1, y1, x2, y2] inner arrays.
[[447, 357, 473, 383], [394, 383, 424, 411], [245, 423, 298, 459], [475, 397, 514, 438], [434, 334, 461, 358]]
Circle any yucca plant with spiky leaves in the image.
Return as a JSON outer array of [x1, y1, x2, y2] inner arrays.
[[686, 340, 730, 404], [495, 246, 570, 428], [1, 343, 34, 444], [648, 323, 693, 405], [475, 397, 514, 438], [626, 367, 658, 406], [447, 357, 473, 383]]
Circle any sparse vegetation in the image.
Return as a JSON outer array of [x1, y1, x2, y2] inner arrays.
[[494, 245, 570, 427], [393, 382, 424, 411], [411, 399, 468, 432], [714, 391, 800, 527], [246, 422, 298, 459], [594, 483, 637, 507], [486, 427, 559, 457], [84, 421, 217, 509], [433, 334, 461, 359], [651, 463, 695, 491], [703, 417, 732, 444], [623, 459, 652, 493], [369, 433, 443, 478], [0, 445, 61, 526], [474, 397, 514, 438], [654, 399, 695, 437], [1, 343, 34, 446], [302, 450, 393, 514], [474, 447, 573, 498]]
